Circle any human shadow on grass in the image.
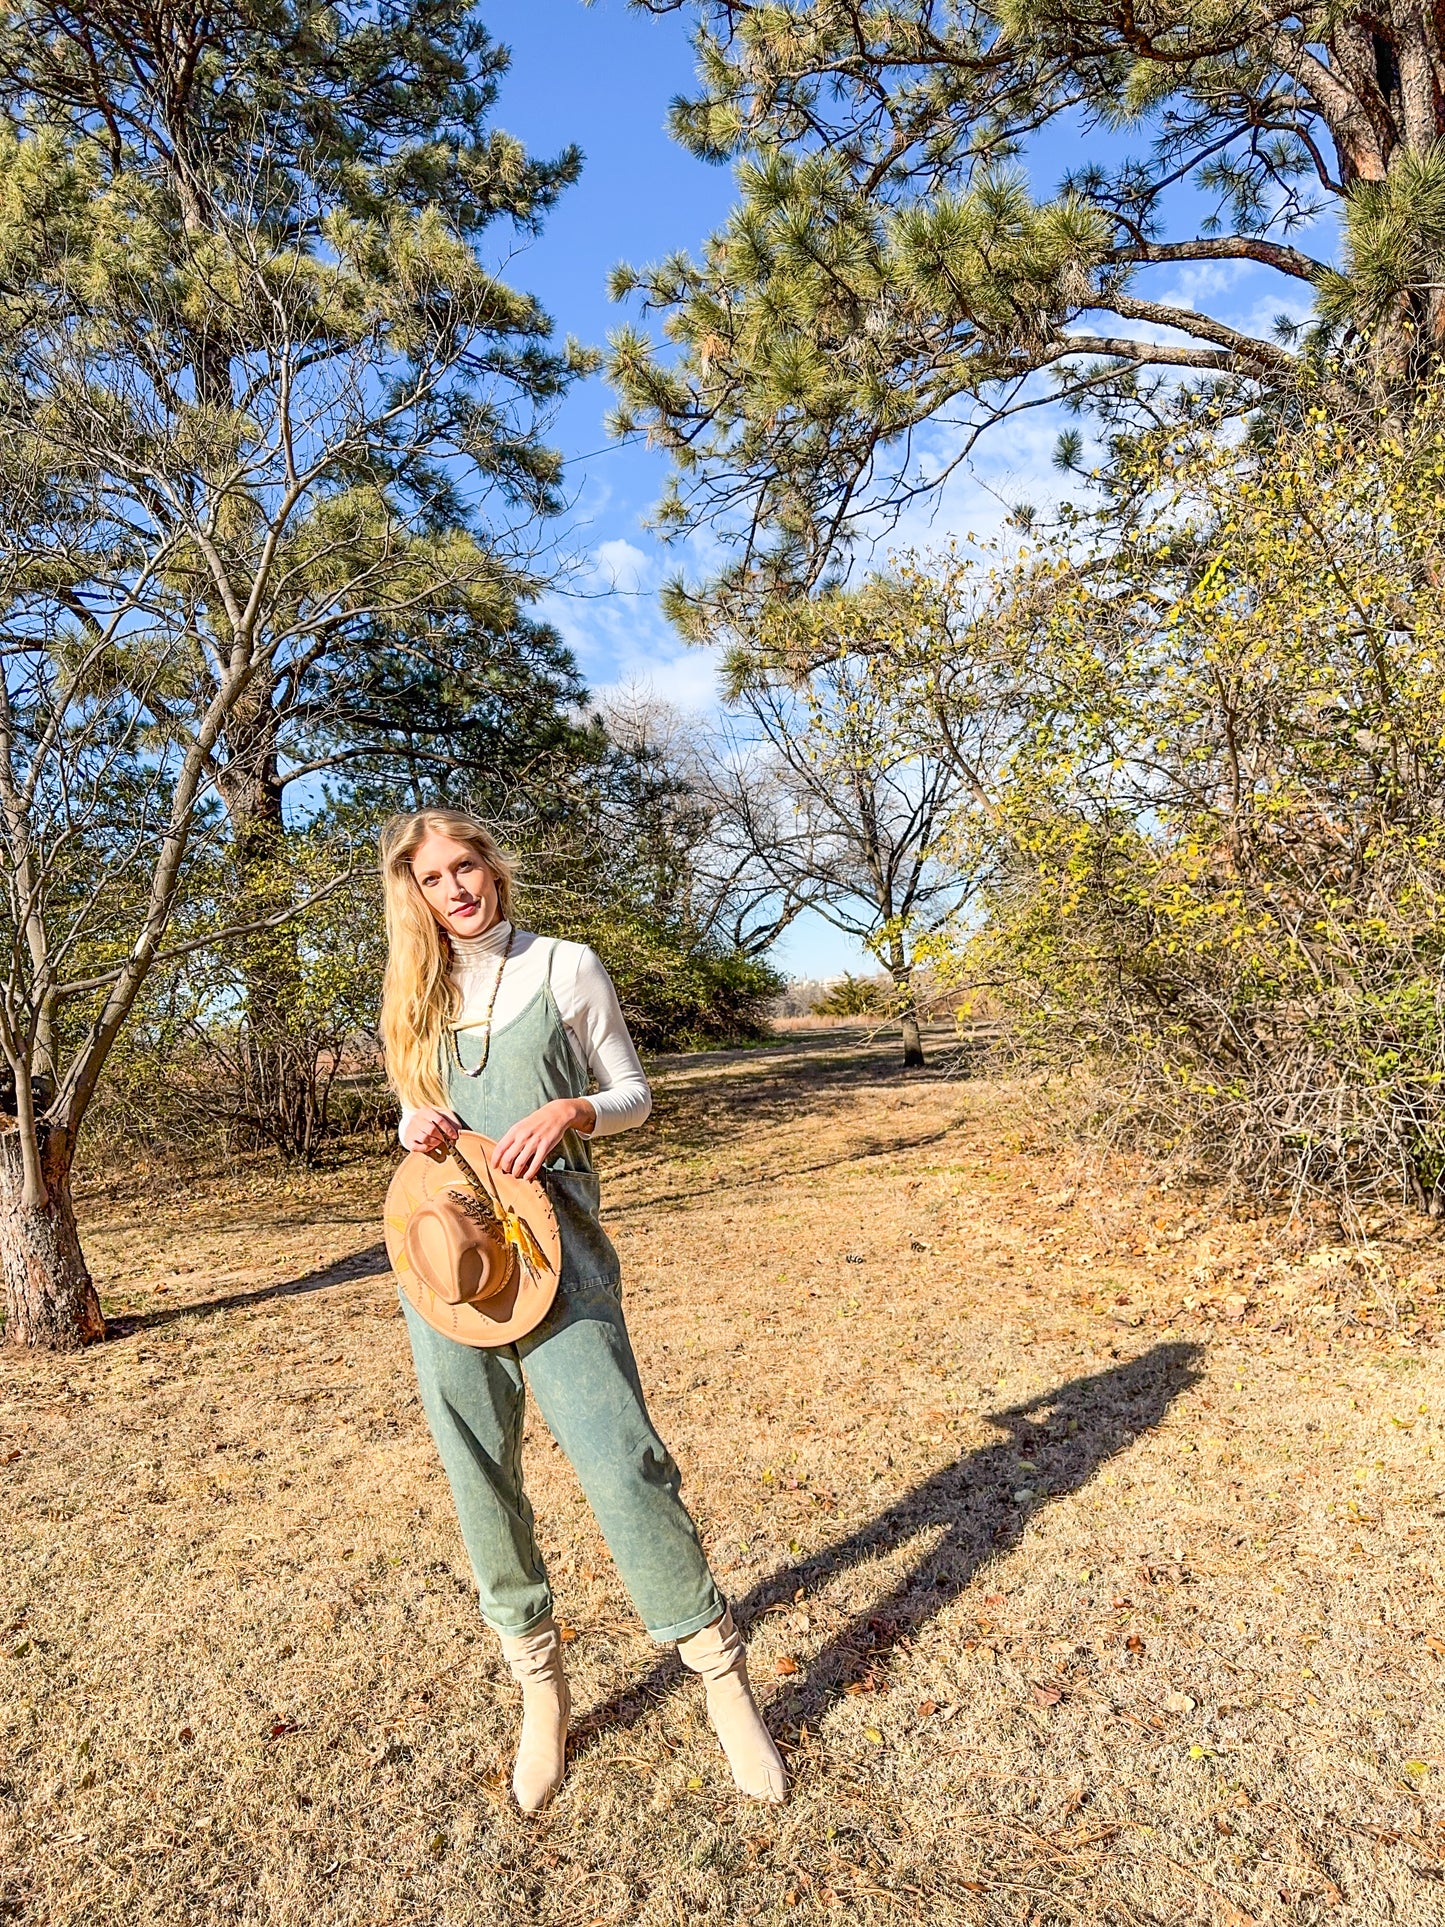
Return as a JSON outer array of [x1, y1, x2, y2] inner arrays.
[[570, 1341, 1202, 1754], [109, 1242, 392, 1337]]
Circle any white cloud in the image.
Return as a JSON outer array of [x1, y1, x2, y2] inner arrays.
[[1156, 258, 1253, 311], [834, 397, 1073, 571], [590, 537, 652, 594], [591, 650, 726, 715], [538, 529, 728, 717]]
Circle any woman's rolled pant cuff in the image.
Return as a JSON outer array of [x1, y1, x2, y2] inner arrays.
[[646, 1592, 728, 1646], [479, 1597, 556, 1640]]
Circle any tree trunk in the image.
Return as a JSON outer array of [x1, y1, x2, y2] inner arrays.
[[0, 1130, 103, 1349], [218, 697, 323, 1157], [888, 956, 925, 1068], [899, 1004, 925, 1069]]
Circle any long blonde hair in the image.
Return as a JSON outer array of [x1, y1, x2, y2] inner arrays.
[[378, 809, 518, 1109]]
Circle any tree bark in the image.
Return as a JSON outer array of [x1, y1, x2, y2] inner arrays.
[[888, 957, 925, 1068], [0, 1130, 103, 1349], [217, 698, 322, 1157], [899, 1005, 925, 1068]]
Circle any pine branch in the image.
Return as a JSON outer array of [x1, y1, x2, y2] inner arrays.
[[1113, 238, 1327, 284]]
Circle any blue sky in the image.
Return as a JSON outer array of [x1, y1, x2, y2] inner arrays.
[[481, 0, 735, 724], [484, 0, 883, 977], [482, 0, 1331, 978]]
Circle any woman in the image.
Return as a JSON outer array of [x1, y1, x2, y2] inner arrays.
[[378, 807, 787, 1811]]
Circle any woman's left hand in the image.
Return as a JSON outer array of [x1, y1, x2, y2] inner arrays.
[[492, 1097, 597, 1180]]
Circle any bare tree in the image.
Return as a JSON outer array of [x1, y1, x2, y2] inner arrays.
[[727, 657, 970, 1067], [596, 690, 817, 957]]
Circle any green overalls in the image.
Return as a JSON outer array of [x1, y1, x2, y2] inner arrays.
[[399, 942, 725, 1643]]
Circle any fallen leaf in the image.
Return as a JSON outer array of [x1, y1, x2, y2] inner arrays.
[[558, 1624, 578, 1645], [1423, 1634, 1445, 1658], [917, 1699, 938, 1718], [1032, 1683, 1064, 1707], [775, 1655, 800, 1677], [1162, 1691, 1196, 1716], [268, 1719, 299, 1740], [863, 1727, 883, 1744], [1126, 1634, 1145, 1654]]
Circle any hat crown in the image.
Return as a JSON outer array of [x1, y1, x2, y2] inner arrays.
[[403, 1189, 514, 1306]]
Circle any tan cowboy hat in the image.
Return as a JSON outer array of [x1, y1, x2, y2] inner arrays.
[[384, 1130, 561, 1347]]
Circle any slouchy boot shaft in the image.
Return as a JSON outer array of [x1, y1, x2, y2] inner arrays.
[[499, 1617, 570, 1812]]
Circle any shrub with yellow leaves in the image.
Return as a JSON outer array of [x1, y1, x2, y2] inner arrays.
[[957, 393, 1445, 1215]]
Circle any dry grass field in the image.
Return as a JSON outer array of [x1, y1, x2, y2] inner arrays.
[[3, 1029, 1445, 1926]]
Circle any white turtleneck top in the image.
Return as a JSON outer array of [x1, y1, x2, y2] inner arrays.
[[398, 921, 652, 1143]]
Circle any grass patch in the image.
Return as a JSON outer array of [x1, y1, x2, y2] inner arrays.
[[3, 1032, 1444, 1923]]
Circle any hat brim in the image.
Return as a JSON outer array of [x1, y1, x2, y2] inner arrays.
[[384, 1131, 562, 1347]]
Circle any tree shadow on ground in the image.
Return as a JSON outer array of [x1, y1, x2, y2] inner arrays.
[[648, 1039, 984, 1133], [604, 1121, 970, 1223], [653, 1022, 986, 1083], [108, 1243, 392, 1337], [571, 1342, 1202, 1753]]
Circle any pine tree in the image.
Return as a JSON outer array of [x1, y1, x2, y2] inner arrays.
[[0, 1, 593, 1342], [612, 1, 1445, 598]]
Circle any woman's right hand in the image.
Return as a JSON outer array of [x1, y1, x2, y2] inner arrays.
[[401, 1107, 462, 1156]]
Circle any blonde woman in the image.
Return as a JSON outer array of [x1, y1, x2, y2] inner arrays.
[[378, 808, 786, 1811]]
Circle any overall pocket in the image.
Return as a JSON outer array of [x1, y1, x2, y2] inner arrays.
[[542, 1165, 622, 1289]]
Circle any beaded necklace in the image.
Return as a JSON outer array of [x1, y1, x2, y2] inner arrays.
[[447, 924, 514, 1078]]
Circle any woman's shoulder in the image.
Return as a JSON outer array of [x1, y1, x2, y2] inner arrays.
[[511, 931, 604, 975]]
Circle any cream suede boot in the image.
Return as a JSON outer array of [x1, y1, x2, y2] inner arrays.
[[498, 1617, 571, 1813], [677, 1608, 788, 1803]]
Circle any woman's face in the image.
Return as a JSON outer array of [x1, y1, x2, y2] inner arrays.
[[410, 833, 501, 940]]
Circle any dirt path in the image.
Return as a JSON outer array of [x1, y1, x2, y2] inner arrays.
[[2, 1033, 1444, 1925]]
